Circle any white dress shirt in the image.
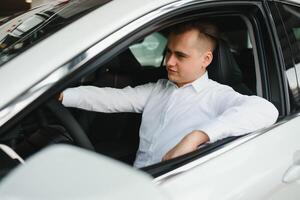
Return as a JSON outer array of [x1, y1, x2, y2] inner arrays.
[[62, 72, 278, 167]]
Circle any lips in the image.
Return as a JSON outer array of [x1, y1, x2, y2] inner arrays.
[[167, 68, 177, 73]]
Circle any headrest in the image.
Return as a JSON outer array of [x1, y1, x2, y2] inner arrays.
[[207, 40, 242, 85], [101, 49, 141, 73]]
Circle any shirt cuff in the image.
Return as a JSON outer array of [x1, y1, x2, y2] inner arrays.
[[62, 88, 81, 108]]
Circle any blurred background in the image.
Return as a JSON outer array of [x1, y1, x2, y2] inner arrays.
[[1, 0, 54, 19]]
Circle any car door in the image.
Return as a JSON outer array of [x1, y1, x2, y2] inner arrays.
[[155, 1, 300, 200]]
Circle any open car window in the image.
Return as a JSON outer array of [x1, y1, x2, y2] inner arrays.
[[68, 15, 259, 171]]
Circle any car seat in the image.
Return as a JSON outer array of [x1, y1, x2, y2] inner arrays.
[[207, 39, 254, 95], [76, 50, 143, 164]]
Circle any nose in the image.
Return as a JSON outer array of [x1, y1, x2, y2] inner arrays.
[[166, 53, 176, 67]]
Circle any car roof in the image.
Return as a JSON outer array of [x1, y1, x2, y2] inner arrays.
[[0, 0, 178, 110]]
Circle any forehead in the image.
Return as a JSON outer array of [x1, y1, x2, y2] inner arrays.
[[167, 29, 205, 51]]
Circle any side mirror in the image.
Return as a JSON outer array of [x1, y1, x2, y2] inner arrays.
[[0, 144, 169, 200]]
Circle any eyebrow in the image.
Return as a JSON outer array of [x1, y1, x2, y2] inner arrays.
[[166, 47, 189, 58]]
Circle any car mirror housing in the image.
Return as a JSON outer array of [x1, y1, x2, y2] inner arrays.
[[0, 144, 169, 200]]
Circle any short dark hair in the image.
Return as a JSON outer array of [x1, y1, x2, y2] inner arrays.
[[169, 21, 219, 51]]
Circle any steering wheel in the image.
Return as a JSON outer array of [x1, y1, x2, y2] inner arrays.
[[46, 99, 95, 151]]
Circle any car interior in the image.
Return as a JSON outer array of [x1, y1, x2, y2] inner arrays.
[[0, 15, 259, 179]]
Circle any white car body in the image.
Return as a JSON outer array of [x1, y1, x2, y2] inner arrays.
[[0, 0, 300, 199]]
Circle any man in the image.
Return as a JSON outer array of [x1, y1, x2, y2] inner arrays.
[[60, 21, 278, 168]]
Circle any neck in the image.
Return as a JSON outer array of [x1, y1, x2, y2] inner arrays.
[[174, 72, 207, 87]]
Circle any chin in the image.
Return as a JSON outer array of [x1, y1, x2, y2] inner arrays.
[[168, 76, 177, 83]]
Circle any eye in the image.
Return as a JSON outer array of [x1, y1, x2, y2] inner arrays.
[[175, 52, 187, 59], [165, 49, 172, 59], [166, 48, 171, 55]]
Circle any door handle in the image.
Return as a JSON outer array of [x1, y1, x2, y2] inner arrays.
[[283, 150, 300, 183]]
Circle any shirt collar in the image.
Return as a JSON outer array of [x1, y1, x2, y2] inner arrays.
[[190, 71, 209, 93], [167, 71, 209, 93]]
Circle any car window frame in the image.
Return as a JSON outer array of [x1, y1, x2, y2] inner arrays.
[[269, 1, 300, 113], [261, 0, 299, 117]]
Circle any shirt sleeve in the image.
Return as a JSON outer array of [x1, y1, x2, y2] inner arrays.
[[62, 83, 156, 113], [199, 86, 279, 143]]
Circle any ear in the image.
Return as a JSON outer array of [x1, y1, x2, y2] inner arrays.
[[202, 51, 213, 70]]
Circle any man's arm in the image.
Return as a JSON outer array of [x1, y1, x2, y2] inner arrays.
[[162, 130, 209, 161], [199, 90, 279, 143], [61, 83, 155, 113], [163, 87, 279, 161]]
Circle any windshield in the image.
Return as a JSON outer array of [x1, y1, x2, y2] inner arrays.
[[0, 0, 111, 67]]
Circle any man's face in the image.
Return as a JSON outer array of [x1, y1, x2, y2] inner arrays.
[[166, 29, 212, 87]]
